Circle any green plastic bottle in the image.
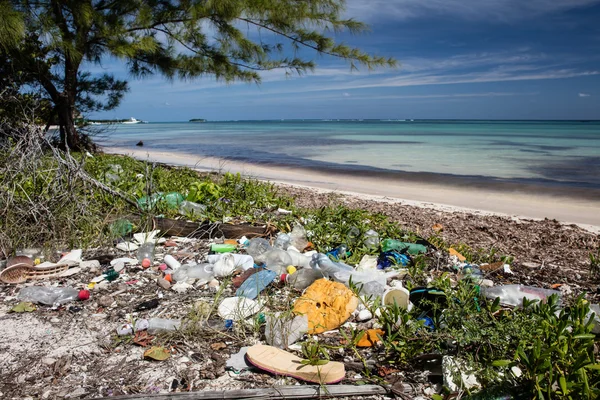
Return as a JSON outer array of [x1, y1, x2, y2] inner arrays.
[[210, 244, 237, 253], [381, 239, 427, 255]]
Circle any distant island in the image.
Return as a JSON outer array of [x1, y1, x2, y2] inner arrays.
[[189, 118, 207, 122]]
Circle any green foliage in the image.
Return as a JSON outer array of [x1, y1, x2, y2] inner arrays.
[[300, 339, 330, 366], [374, 276, 600, 399], [299, 205, 410, 263], [508, 295, 600, 399]]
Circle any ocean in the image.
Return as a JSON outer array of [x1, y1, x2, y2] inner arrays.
[[99, 120, 600, 194]]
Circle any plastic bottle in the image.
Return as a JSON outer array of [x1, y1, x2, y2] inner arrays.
[[273, 233, 291, 250], [244, 238, 272, 263], [148, 318, 181, 334], [287, 249, 311, 269], [310, 253, 354, 278], [377, 250, 410, 269], [210, 243, 237, 253], [286, 268, 324, 290], [207, 253, 254, 271], [381, 239, 427, 255], [333, 269, 387, 290], [212, 253, 237, 277], [136, 242, 155, 262], [172, 263, 214, 283], [363, 230, 380, 249], [163, 192, 185, 209], [289, 225, 308, 250], [263, 248, 293, 275], [265, 313, 308, 349], [360, 280, 386, 298], [236, 269, 278, 299], [179, 200, 206, 218], [482, 284, 561, 307], [327, 244, 350, 260], [18, 286, 89, 307], [346, 226, 361, 245], [163, 254, 181, 270]]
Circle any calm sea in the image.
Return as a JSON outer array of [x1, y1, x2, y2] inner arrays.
[[99, 120, 600, 193]]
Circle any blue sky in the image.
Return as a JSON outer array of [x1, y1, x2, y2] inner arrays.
[[91, 0, 600, 121]]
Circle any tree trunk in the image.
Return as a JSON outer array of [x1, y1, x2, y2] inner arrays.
[[56, 97, 80, 150]]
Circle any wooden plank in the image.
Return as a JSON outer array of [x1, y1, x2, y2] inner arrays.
[[126, 216, 271, 239], [94, 384, 388, 400]]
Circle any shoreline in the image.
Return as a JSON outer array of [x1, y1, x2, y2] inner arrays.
[[103, 146, 600, 232]]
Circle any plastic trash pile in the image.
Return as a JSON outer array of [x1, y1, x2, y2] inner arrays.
[[1, 221, 597, 395]]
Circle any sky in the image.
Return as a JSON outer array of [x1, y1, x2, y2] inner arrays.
[[90, 0, 600, 121]]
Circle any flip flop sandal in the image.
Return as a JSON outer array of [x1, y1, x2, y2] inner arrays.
[[0, 262, 71, 284], [246, 344, 345, 384]]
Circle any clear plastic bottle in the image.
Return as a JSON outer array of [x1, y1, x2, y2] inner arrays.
[[178, 200, 206, 218], [482, 284, 561, 307], [172, 263, 214, 283], [147, 318, 181, 334], [363, 230, 380, 249], [244, 238, 272, 263], [287, 249, 311, 269], [346, 226, 361, 245], [310, 253, 354, 278], [18, 286, 89, 307], [273, 233, 291, 250], [136, 242, 155, 262], [289, 225, 308, 250], [263, 249, 293, 275], [286, 268, 324, 290]]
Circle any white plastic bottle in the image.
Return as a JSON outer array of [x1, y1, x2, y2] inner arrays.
[[148, 318, 182, 334]]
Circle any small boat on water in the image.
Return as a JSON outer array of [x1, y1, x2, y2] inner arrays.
[[122, 117, 141, 124]]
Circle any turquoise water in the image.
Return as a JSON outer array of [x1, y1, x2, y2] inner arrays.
[[100, 120, 600, 190]]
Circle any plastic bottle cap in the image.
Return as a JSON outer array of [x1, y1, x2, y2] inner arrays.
[[78, 290, 90, 301], [142, 258, 151, 268], [286, 265, 297, 274], [158, 263, 167, 271], [280, 274, 287, 283]]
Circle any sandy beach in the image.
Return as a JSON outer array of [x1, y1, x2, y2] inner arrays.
[[103, 146, 600, 231]]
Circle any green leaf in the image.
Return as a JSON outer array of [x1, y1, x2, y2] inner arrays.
[[10, 302, 36, 313], [573, 334, 595, 340], [585, 364, 600, 370], [491, 359, 513, 367], [559, 375, 568, 394]]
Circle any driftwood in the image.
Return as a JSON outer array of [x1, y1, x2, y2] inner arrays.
[[95, 384, 389, 400], [128, 216, 273, 239]]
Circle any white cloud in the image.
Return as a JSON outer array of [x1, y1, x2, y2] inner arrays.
[[343, 92, 351, 97], [579, 92, 591, 97], [345, 0, 600, 22]]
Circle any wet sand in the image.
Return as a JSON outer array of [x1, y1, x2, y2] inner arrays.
[[103, 146, 600, 231]]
